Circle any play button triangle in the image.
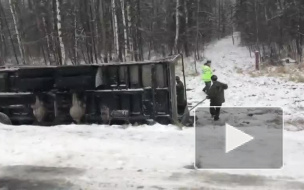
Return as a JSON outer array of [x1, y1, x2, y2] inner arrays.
[[225, 123, 254, 153]]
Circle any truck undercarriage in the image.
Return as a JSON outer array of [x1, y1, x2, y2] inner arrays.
[[0, 56, 188, 126]]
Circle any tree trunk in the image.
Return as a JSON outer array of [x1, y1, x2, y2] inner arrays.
[[195, 0, 200, 60], [136, 0, 143, 60], [52, 0, 60, 65], [83, 1, 93, 64], [120, 0, 129, 61], [183, 0, 189, 57], [111, 0, 119, 60], [0, 8, 8, 65], [89, 0, 98, 64], [9, 0, 25, 64], [127, 0, 134, 61], [55, 0, 66, 65], [74, 4, 78, 65], [1, 2, 18, 65], [174, 0, 180, 54], [221, 1, 226, 36], [218, 0, 221, 39], [42, 16, 53, 65], [99, 0, 108, 63], [254, 0, 259, 50]]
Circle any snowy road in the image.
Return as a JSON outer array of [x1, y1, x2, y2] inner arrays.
[[185, 33, 304, 130], [1, 34, 304, 189], [1, 125, 304, 190]]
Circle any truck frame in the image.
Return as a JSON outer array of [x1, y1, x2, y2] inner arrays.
[[0, 55, 185, 126]]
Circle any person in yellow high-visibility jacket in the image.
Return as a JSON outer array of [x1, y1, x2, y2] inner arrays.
[[202, 60, 213, 93]]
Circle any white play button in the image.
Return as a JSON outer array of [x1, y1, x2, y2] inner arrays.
[[225, 123, 254, 153]]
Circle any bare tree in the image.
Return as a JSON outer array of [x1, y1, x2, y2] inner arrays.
[[127, 0, 134, 61], [195, 0, 200, 61], [73, 2, 78, 65], [174, 0, 180, 54], [0, 1, 18, 64], [98, 0, 108, 62], [9, 0, 25, 64], [55, 0, 65, 65], [111, 0, 119, 60], [0, 0, 234, 65], [120, 0, 129, 61], [235, 0, 304, 62]]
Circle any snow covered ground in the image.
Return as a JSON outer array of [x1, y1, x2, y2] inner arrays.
[[1, 124, 304, 190], [183, 33, 304, 130], [1, 33, 304, 189]]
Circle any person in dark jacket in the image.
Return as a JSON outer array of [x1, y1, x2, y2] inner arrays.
[[207, 75, 228, 121], [176, 76, 187, 114]]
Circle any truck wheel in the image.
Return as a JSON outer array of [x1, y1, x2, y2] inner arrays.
[[0, 112, 12, 125]]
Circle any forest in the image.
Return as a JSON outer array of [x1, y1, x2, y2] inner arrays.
[[0, 0, 234, 65], [1, 0, 302, 66], [234, 0, 304, 63]]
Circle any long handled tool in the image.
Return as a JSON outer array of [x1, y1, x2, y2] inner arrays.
[[181, 98, 207, 125]]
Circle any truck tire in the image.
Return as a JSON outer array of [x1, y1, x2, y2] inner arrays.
[[0, 112, 12, 125]]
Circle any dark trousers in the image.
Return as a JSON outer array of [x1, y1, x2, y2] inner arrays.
[[203, 82, 211, 93], [210, 101, 222, 119]]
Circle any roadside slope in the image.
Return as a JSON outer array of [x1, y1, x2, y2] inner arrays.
[[186, 33, 304, 130]]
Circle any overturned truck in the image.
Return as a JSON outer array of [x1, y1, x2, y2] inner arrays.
[[0, 55, 190, 126]]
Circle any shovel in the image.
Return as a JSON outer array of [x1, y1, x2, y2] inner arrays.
[[180, 98, 207, 125]]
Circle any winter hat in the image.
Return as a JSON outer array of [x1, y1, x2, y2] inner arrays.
[[211, 75, 218, 81], [205, 60, 211, 65]]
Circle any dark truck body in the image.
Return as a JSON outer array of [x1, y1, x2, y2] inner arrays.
[[0, 56, 180, 126]]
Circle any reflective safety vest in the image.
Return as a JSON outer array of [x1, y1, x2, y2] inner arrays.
[[201, 65, 213, 82]]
